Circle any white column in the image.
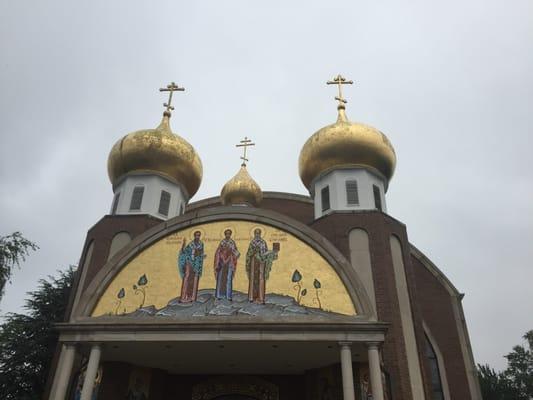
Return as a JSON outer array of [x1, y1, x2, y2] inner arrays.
[[367, 342, 385, 400], [49, 343, 76, 400], [339, 342, 355, 400], [80, 344, 102, 400]]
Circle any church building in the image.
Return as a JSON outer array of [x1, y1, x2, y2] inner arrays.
[[47, 77, 482, 400]]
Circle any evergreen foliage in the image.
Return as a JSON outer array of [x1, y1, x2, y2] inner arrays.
[[0, 267, 74, 399], [478, 364, 520, 400], [504, 330, 533, 398], [478, 330, 533, 400], [0, 232, 38, 300]]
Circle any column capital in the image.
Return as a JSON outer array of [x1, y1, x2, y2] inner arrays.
[[338, 341, 352, 349], [366, 342, 381, 350]]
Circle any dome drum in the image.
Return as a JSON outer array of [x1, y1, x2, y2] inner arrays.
[[308, 164, 390, 197], [111, 170, 191, 199]]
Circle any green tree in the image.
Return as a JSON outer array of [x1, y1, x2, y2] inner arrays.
[[478, 330, 533, 400], [504, 330, 533, 399], [0, 232, 38, 301], [0, 267, 74, 400], [478, 364, 519, 400]]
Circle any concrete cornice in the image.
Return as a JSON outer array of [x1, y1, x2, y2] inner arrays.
[[85, 214, 163, 236], [56, 321, 389, 332], [56, 320, 389, 344], [310, 208, 407, 229], [261, 191, 313, 203], [186, 191, 313, 212], [409, 244, 461, 297]]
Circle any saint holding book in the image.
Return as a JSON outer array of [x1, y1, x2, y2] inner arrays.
[[245, 228, 280, 304]]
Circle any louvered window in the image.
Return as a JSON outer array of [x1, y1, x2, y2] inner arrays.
[[346, 180, 359, 205], [321, 186, 330, 212], [373, 185, 382, 211], [130, 186, 144, 210], [158, 190, 171, 216], [111, 192, 120, 215]]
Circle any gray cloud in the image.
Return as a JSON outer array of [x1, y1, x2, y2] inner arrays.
[[1, 0, 532, 371]]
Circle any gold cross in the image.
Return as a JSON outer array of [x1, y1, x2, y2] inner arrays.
[[327, 74, 354, 106], [236, 137, 255, 167], [159, 82, 185, 116]]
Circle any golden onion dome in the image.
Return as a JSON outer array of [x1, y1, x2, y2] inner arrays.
[[107, 114, 203, 198], [220, 165, 262, 206], [298, 104, 396, 190]]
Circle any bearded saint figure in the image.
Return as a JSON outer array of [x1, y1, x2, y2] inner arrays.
[[178, 231, 206, 303], [245, 228, 279, 304], [213, 229, 240, 300]]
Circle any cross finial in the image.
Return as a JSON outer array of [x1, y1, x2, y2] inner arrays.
[[159, 82, 185, 117], [327, 74, 354, 108], [236, 137, 255, 167]]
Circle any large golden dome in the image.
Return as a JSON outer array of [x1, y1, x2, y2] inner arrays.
[[220, 165, 262, 206], [299, 105, 396, 190], [107, 114, 203, 198]]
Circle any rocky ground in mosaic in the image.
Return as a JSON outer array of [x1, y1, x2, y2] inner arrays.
[[122, 289, 348, 319]]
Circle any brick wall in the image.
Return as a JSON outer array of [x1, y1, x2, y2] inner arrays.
[[412, 255, 472, 399], [63, 195, 474, 400], [311, 211, 417, 400]]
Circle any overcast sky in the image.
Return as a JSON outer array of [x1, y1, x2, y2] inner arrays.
[[1, 0, 532, 371]]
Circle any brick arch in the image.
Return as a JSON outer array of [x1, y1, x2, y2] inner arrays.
[[74, 207, 376, 320]]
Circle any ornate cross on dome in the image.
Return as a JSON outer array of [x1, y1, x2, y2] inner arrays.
[[236, 137, 255, 167], [327, 74, 354, 107], [159, 82, 185, 117]]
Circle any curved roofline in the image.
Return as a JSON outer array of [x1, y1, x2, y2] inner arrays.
[[409, 244, 462, 298], [187, 191, 313, 212]]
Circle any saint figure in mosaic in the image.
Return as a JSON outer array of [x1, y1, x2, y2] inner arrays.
[[213, 229, 240, 300], [245, 228, 279, 303], [178, 231, 206, 303]]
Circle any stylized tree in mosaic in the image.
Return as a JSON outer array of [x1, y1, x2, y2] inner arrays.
[[133, 274, 148, 308]]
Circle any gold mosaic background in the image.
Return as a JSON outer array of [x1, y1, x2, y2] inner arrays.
[[92, 221, 356, 316]]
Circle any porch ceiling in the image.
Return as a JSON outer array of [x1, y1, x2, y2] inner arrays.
[[100, 340, 370, 375]]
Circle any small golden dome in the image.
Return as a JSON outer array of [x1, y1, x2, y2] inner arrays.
[[298, 105, 396, 190], [221, 165, 262, 206], [107, 114, 203, 198]]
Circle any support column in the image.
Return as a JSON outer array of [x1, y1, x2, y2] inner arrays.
[[339, 342, 355, 400], [49, 343, 76, 400], [80, 344, 102, 400], [367, 342, 385, 400]]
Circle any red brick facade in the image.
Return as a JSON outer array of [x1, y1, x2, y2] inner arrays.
[[412, 255, 472, 399], [60, 192, 478, 400]]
